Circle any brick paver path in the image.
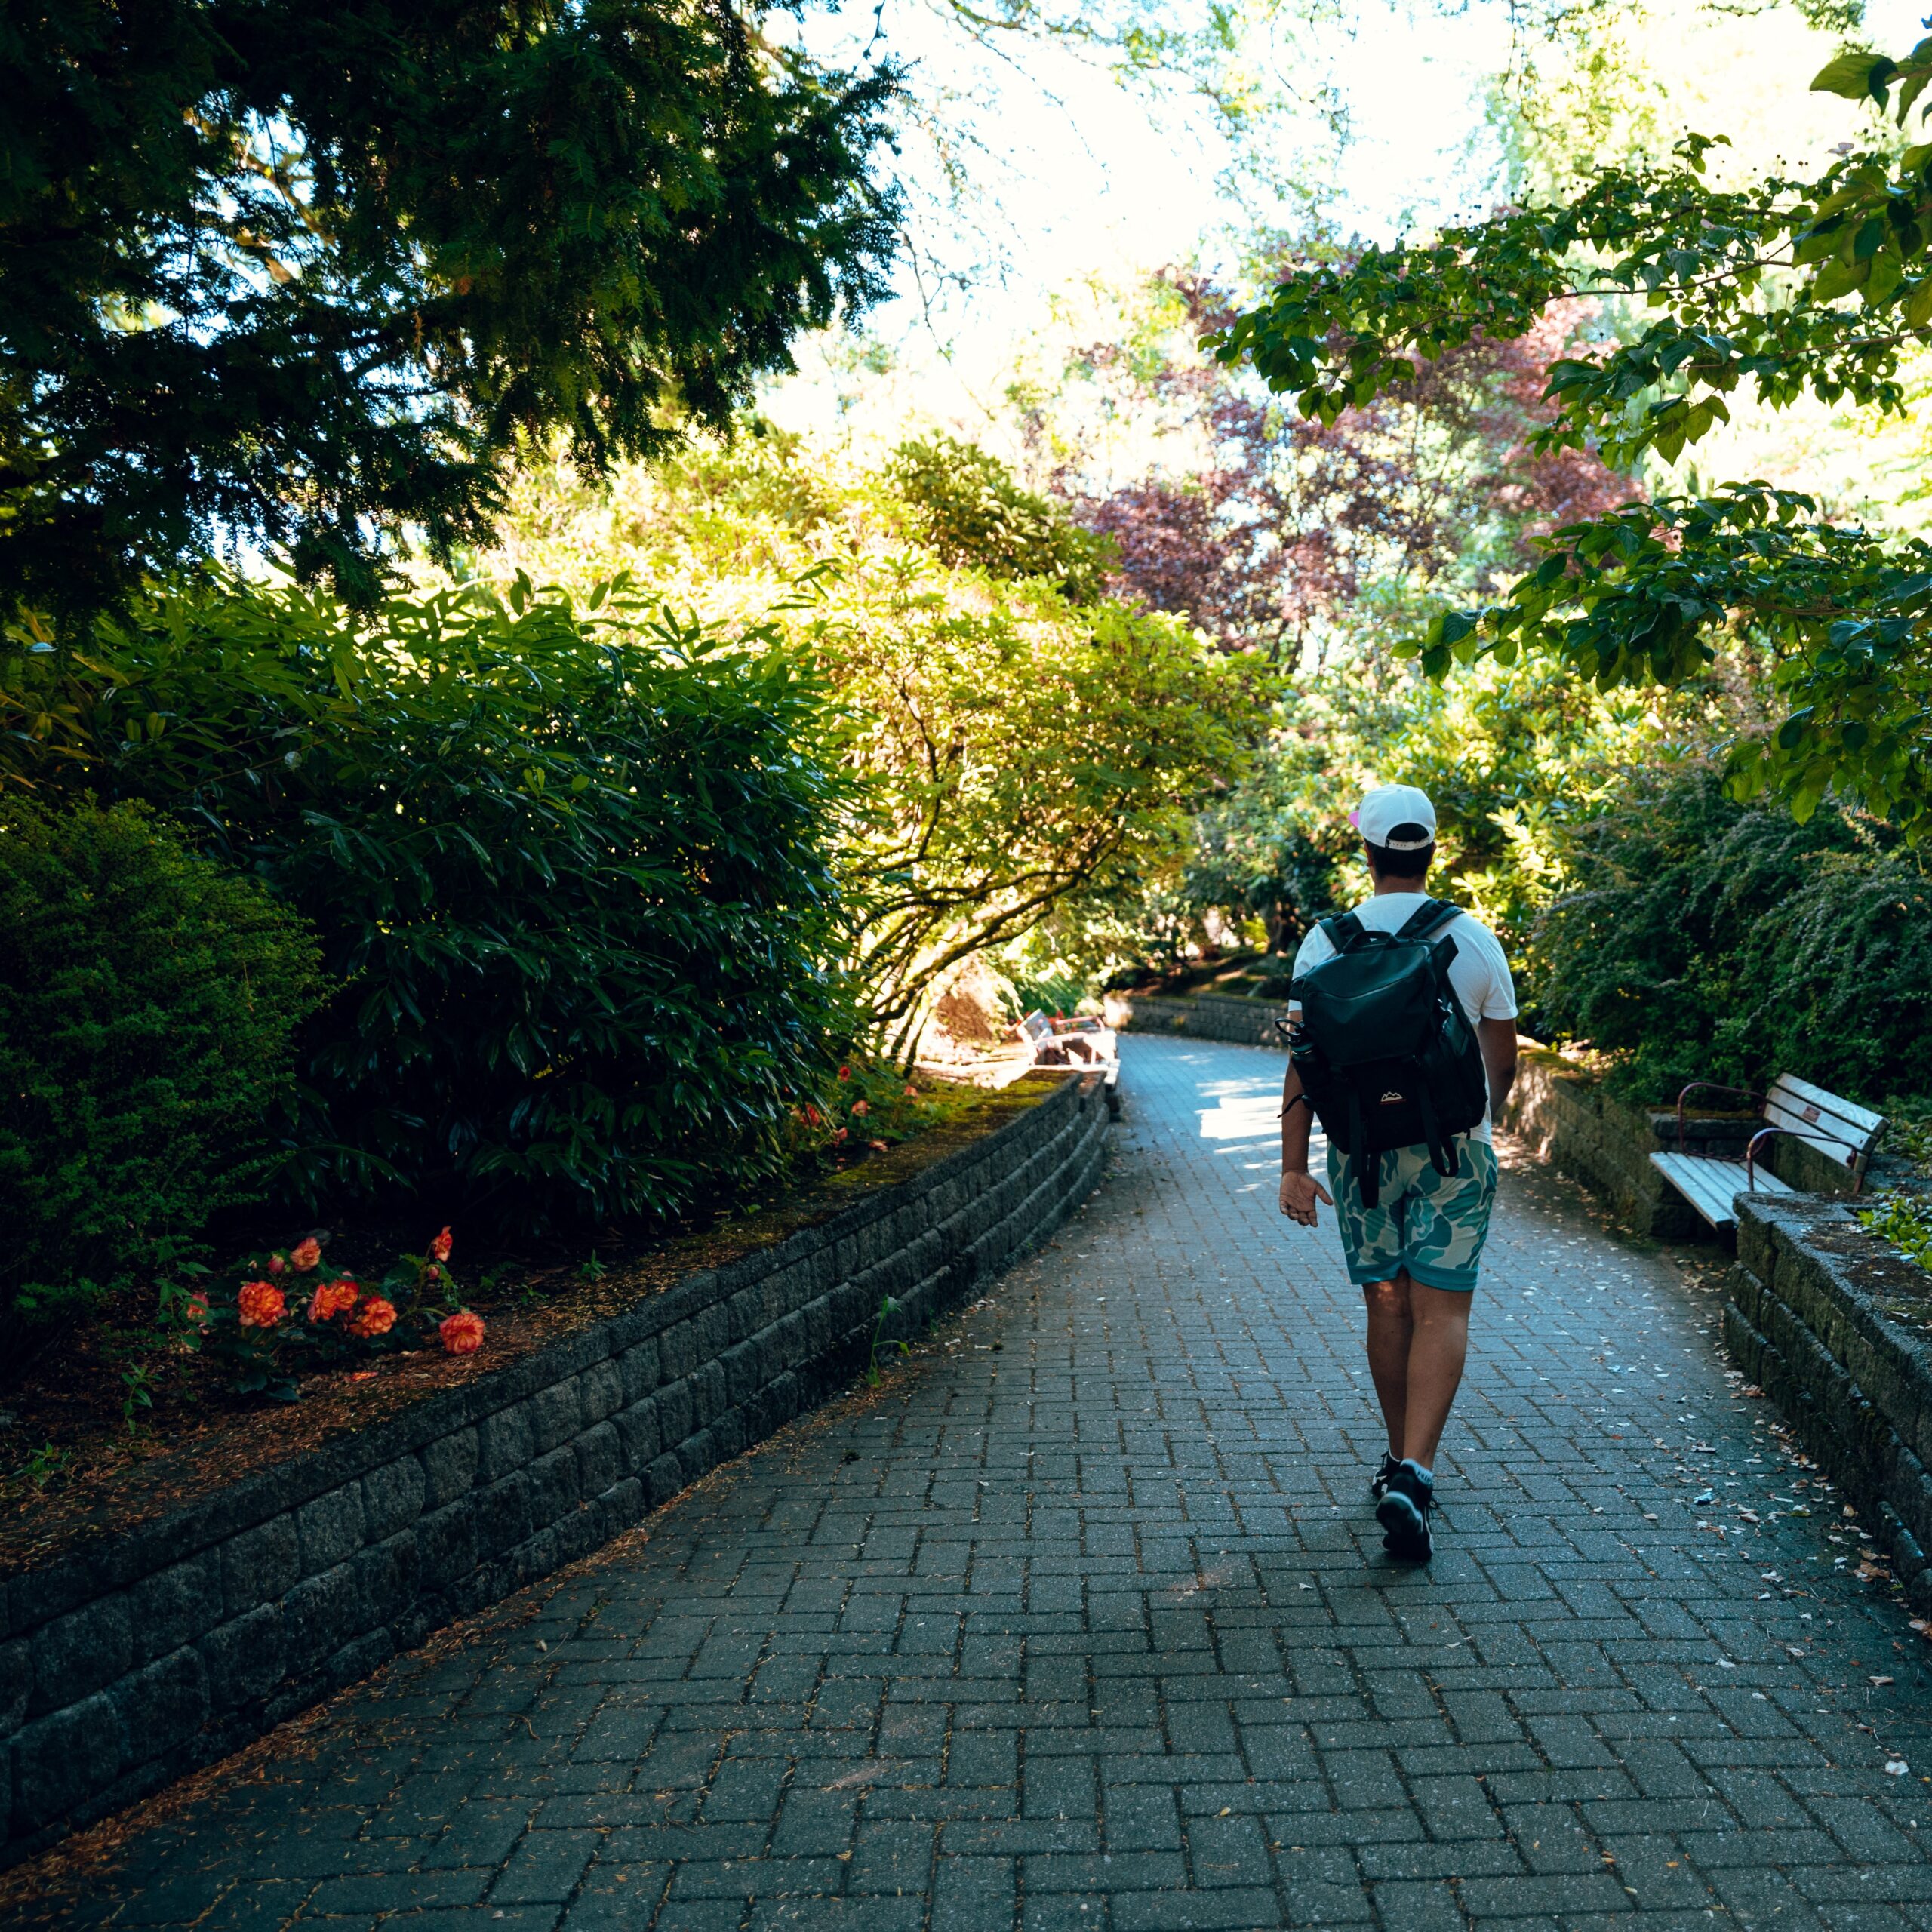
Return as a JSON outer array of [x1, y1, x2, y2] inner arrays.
[[17, 1037, 1932, 1931]]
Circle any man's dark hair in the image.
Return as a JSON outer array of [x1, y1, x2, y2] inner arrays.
[[1364, 831, 1435, 878]]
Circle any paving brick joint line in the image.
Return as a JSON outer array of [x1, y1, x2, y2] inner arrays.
[[17, 1037, 1932, 1932]]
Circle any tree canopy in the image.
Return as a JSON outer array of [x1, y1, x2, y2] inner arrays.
[[1211, 36, 1932, 830], [488, 430, 1264, 1048], [2, 0, 900, 623]]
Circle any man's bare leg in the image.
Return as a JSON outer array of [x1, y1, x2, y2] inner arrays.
[[1399, 1282, 1472, 1468], [1361, 1273, 1415, 1458], [1363, 1275, 1472, 1469]]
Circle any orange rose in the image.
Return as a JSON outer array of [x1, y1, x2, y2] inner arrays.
[[429, 1226, 454, 1263], [289, 1237, 322, 1272], [184, 1294, 210, 1325], [266, 1254, 286, 1275], [348, 1296, 396, 1338], [237, 1280, 286, 1328], [851, 1099, 869, 1117], [306, 1278, 361, 1323], [439, 1309, 486, 1355]]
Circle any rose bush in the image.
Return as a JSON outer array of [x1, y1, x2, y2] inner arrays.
[[178, 1226, 480, 1399], [785, 1056, 946, 1171]]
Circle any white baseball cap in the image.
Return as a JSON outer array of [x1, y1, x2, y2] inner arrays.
[[1352, 783, 1436, 851]]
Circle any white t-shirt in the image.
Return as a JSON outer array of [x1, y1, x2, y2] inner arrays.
[[1289, 893, 1518, 1143]]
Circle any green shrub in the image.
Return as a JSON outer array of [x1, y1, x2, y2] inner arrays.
[[1528, 767, 1932, 1109], [884, 435, 1120, 601], [1, 574, 852, 1230], [0, 799, 324, 1360]]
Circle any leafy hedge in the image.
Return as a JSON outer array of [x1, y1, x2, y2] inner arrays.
[[0, 798, 323, 1358], [1527, 767, 1932, 1109], [2, 577, 851, 1230]]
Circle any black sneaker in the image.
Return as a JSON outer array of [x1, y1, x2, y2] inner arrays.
[[1376, 1464, 1434, 1562], [1371, 1451, 1401, 1500]]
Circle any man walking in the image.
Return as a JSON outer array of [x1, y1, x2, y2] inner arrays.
[[1277, 784, 1518, 1561]]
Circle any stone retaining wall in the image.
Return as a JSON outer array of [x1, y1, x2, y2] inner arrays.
[[1724, 1195, 1932, 1615], [1103, 990, 1289, 1049], [0, 1072, 1112, 1868], [1500, 1046, 1717, 1239]]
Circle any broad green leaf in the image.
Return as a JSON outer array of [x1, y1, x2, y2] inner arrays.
[[1865, 253, 1905, 304], [1812, 51, 1889, 98], [1811, 254, 1865, 303]]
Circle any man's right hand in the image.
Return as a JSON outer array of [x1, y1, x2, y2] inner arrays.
[[1278, 1168, 1333, 1226]]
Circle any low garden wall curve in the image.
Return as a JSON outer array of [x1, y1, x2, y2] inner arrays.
[[0, 1072, 1112, 1869], [1102, 989, 1289, 1048]]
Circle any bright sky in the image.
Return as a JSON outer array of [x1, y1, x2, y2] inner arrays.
[[770, 0, 1932, 449]]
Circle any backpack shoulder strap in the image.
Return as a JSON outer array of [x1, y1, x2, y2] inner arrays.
[[1395, 897, 1463, 943], [1318, 912, 1368, 953]]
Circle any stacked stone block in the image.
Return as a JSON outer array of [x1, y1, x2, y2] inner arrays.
[[1725, 1194, 1932, 1613], [1103, 991, 1290, 1048], [0, 1072, 1110, 1866]]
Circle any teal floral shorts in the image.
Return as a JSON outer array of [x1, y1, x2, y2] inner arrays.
[[1326, 1137, 1500, 1293]]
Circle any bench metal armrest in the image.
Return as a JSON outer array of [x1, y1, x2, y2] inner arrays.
[[1748, 1124, 1878, 1197], [1676, 1081, 1764, 1153], [1745, 1126, 1826, 1195]]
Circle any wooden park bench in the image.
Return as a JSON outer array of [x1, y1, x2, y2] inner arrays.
[[1649, 1073, 1888, 1232], [1020, 1010, 1122, 1109]]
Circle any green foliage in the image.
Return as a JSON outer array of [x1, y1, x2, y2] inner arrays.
[[1527, 767, 1932, 1106], [1093, 649, 1710, 984], [866, 1291, 909, 1385], [492, 431, 1266, 1049], [14, 1442, 72, 1491], [1211, 47, 1932, 828], [1888, 1103, 1932, 1171], [0, 798, 324, 1358], [886, 435, 1120, 601], [805, 565, 1261, 1044], [1008, 966, 1091, 1016], [1214, 129, 1921, 464], [1403, 485, 1932, 829], [1857, 1192, 1932, 1275], [2, 0, 900, 620], [1, 576, 852, 1230]]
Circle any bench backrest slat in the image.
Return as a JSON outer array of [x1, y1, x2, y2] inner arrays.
[[1764, 1074, 1887, 1170], [1772, 1072, 1887, 1138]]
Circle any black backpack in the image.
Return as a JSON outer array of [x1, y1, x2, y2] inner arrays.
[[1288, 899, 1489, 1207]]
